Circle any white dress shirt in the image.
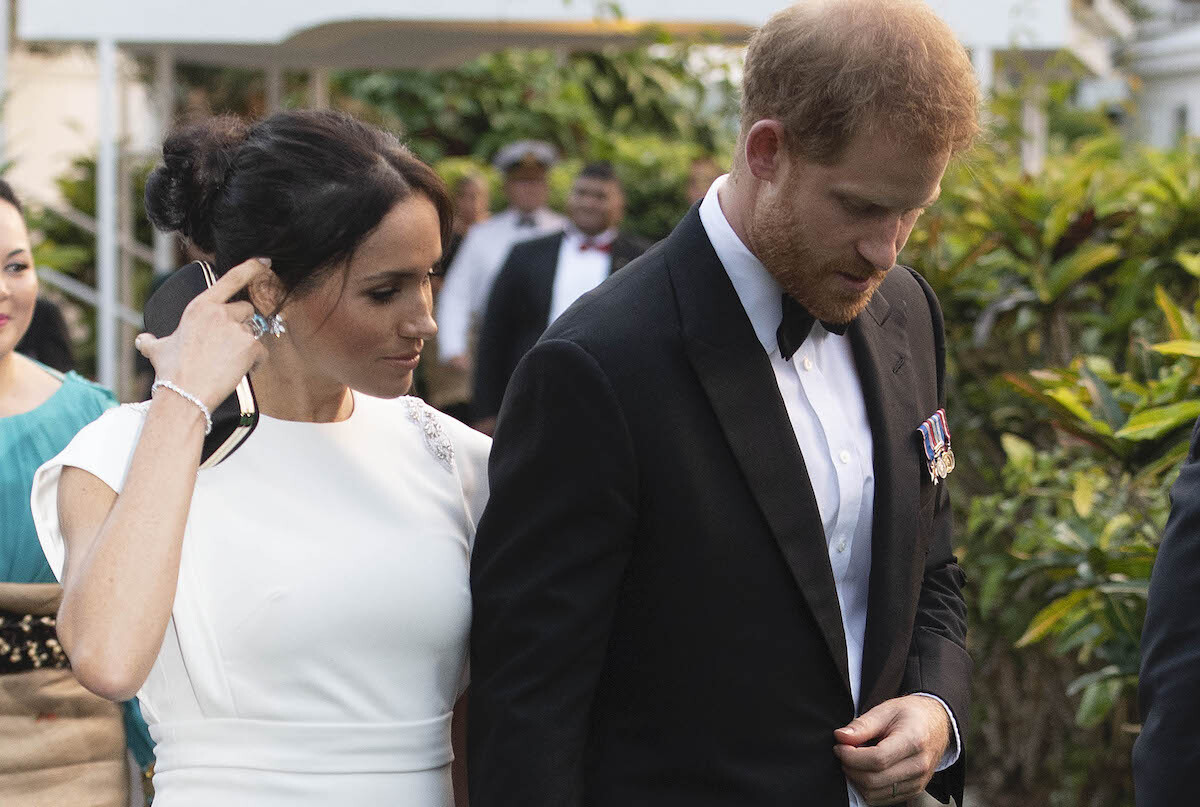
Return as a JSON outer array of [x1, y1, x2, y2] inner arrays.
[[699, 176, 959, 806], [547, 227, 617, 326], [437, 207, 567, 361]]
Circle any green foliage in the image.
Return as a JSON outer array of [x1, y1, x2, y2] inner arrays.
[[334, 46, 737, 166], [906, 134, 1200, 805]]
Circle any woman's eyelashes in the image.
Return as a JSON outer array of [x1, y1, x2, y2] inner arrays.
[[364, 270, 435, 304], [4, 260, 29, 274]]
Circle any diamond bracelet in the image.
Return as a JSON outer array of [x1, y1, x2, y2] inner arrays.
[[151, 379, 213, 436]]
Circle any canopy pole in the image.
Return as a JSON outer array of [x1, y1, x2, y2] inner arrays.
[[152, 46, 176, 274], [309, 67, 329, 109], [266, 65, 283, 115], [96, 36, 119, 389], [0, 0, 10, 163]]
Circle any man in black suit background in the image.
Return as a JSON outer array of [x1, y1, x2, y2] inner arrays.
[[472, 162, 649, 434], [1133, 417, 1200, 805], [469, 2, 980, 805]]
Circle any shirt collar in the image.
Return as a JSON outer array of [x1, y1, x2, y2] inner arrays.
[[564, 225, 618, 248], [698, 174, 792, 354]]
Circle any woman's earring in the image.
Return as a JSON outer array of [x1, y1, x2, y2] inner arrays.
[[266, 313, 286, 337]]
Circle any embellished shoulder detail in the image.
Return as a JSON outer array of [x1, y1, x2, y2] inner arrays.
[[401, 396, 454, 471], [126, 400, 152, 414]]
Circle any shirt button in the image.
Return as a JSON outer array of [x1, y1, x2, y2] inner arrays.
[[839, 450, 851, 464], [837, 540, 847, 553], [802, 357, 814, 371]]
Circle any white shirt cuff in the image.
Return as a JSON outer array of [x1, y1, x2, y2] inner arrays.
[[912, 692, 961, 771]]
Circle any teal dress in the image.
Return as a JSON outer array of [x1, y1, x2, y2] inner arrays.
[[0, 363, 156, 772]]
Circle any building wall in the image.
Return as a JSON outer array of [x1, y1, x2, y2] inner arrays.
[[4, 45, 155, 206], [1137, 69, 1200, 148]]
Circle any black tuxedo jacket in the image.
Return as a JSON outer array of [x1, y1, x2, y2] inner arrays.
[[1133, 417, 1200, 805], [469, 208, 969, 807], [473, 231, 649, 420]]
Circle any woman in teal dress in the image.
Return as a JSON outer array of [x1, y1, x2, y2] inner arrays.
[[0, 178, 153, 804]]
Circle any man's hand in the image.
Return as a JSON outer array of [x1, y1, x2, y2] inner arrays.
[[833, 694, 951, 806]]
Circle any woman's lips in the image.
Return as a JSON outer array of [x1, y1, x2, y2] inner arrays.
[[0, 314, 10, 328], [382, 353, 421, 371]]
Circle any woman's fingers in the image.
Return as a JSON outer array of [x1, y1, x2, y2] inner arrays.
[[200, 257, 271, 304], [133, 332, 158, 358]]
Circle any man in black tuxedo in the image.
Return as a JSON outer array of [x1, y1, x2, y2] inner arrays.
[[1133, 417, 1200, 804], [469, 2, 980, 805], [472, 162, 649, 433]]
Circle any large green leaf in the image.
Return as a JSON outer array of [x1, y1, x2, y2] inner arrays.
[[1047, 243, 1122, 299], [1152, 340, 1200, 358], [1017, 588, 1092, 647], [1115, 400, 1200, 441]]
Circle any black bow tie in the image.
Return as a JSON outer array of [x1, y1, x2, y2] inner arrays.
[[516, 213, 537, 228], [776, 294, 850, 360]]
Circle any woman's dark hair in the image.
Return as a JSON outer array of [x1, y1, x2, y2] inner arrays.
[[144, 110, 452, 296], [0, 178, 24, 213]]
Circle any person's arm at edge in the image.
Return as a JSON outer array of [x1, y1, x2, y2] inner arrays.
[[468, 337, 637, 807]]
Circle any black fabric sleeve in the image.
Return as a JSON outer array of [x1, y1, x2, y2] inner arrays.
[[468, 338, 637, 807], [905, 269, 970, 806], [1132, 416, 1200, 806], [472, 255, 525, 421]]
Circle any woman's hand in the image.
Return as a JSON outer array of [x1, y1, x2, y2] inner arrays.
[[135, 258, 272, 410]]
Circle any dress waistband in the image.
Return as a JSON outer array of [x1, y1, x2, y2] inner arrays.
[[150, 713, 453, 775]]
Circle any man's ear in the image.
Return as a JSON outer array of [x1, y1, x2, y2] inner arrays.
[[247, 270, 286, 315], [744, 120, 787, 182]]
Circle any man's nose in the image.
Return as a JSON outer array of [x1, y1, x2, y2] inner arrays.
[[857, 219, 902, 273]]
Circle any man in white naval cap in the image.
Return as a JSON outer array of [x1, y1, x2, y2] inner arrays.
[[436, 140, 567, 383]]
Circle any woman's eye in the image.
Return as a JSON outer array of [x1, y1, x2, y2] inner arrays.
[[366, 288, 399, 303], [5, 262, 28, 273]]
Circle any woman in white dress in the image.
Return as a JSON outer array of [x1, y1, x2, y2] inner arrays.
[[30, 110, 489, 806]]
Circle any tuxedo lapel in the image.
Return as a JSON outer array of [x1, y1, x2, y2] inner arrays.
[[851, 285, 926, 711], [529, 233, 564, 329], [608, 236, 639, 274], [666, 210, 853, 702]]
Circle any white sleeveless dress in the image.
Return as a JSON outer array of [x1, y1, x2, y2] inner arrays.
[[31, 393, 490, 806]]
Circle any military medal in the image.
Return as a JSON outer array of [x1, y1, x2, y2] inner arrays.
[[918, 409, 955, 483]]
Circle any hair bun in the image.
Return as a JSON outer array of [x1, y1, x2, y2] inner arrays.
[[144, 115, 251, 253]]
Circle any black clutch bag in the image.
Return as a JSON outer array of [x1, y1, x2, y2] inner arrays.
[[142, 260, 258, 468]]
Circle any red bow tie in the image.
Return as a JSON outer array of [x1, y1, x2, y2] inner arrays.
[[579, 239, 612, 252]]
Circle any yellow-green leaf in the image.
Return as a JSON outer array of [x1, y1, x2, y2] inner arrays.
[[1047, 388, 1114, 435], [1116, 400, 1200, 441], [1156, 285, 1188, 341], [1001, 433, 1035, 473], [1018, 589, 1092, 648], [1176, 250, 1200, 279], [1099, 513, 1133, 551], [1152, 340, 1200, 358], [1072, 473, 1096, 518]]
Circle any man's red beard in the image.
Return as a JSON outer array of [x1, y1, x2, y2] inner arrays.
[[749, 204, 886, 324]]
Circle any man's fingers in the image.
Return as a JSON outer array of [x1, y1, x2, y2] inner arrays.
[[841, 751, 928, 792], [859, 774, 927, 806], [835, 731, 917, 773], [835, 701, 896, 746], [201, 257, 271, 303]]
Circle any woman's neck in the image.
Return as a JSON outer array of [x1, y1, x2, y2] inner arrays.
[[248, 343, 353, 423], [0, 350, 62, 417]]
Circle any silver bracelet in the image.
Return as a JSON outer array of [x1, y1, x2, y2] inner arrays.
[[151, 379, 213, 436]]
